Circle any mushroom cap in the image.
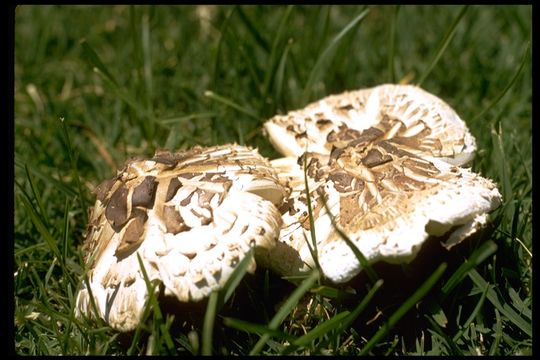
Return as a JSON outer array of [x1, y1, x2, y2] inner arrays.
[[75, 144, 285, 332], [263, 85, 502, 283]]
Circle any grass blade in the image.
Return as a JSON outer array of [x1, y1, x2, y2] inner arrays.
[[62, 198, 71, 269], [417, 5, 469, 86], [59, 117, 88, 213], [488, 309, 502, 355], [388, 5, 400, 83], [227, 27, 263, 96], [18, 194, 62, 265], [283, 311, 350, 354], [212, 6, 237, 88], [141, 9, 154, 116], [508, 286, 531, 320], [96, 67, 149, 118], [340, 278, 384, 330], [201, 249, 256, 355], [302, 8, 370, 102], [202, 292, 219, 355], [80, 39, 119, 87], [129, 253, 177, 355], [312, 6, 332, 57], [261, 5, 294, 99], [80, 40, 151, 122], [472, 41, 530, 122], [15, 159, 77, 198], [310, 285, 357, 301], [274, 38, 293, 104], [14, 242, 48, 257], [250, 270, 320, 355], [81, 275, 106, 330], [440, 240, 498, 297], [452, 280, 490, 343], [510, 129, 532, 192], [136, 254, 163, 348], [467, 269, 531, 337], [157, 112, 219, 125], [204, 90, 258, 119], [237, 6, 270, 53], [220, 249, 255, 308], [266, 271, 319, 327], [424, 315, 461, 355], [283, 278, 384, 355], [318, 190, 379, 284], [129, 6, 144, 102], [223, 317, 293, 340], [490, 124, 513, 206], [24, 165, 50, 228], [360, 262, 447, 355], [302, 153, 320, 272]]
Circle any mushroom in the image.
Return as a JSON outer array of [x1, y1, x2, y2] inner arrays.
[[75, 144, 286, 332], [263, 84, 502, 283]]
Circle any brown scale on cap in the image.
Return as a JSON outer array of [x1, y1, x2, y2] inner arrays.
[[105, 183, 131, 231], [116, 209, 148, 258], [94, 178, 116, 203], [361, 148, 393, 168], [165, 177, 183, 202], [162, 205, 189, 234], [131, 176, 157, 208], [315, 119, 333, 130]]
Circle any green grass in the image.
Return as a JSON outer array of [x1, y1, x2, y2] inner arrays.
[[14, 5, 531, 355]]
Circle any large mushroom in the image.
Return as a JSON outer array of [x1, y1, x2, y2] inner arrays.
[[75, 145, 286, 332], [263, 84, 502, 283]]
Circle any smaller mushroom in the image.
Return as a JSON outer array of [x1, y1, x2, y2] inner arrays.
[[263, 84, 502, 283]]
